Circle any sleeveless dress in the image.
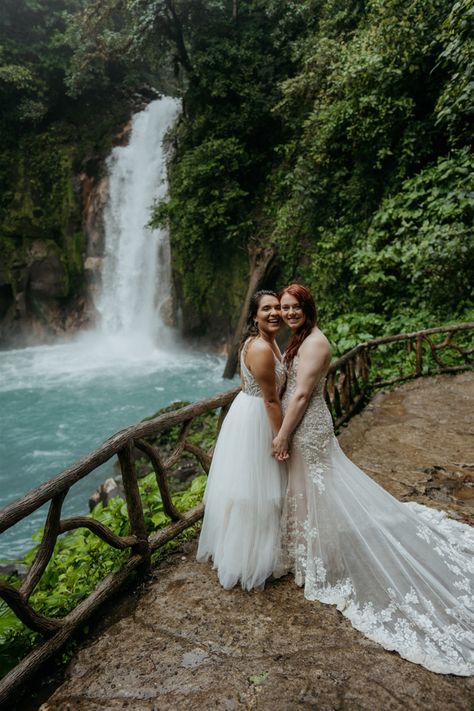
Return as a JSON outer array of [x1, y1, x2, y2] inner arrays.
[[275, 356, 474, 675], [197, 341, 286, 591]]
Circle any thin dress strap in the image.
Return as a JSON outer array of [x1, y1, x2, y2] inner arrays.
[[239, 339, 251, 385], [240, 338, 263, 397]]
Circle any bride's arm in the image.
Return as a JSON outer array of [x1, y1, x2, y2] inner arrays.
[[246, 340, 283, 434], [272, 337, 331, 459]]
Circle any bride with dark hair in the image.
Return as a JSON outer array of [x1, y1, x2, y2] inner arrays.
[[197, 290, 286, 591], [272, 283, 474, 676]]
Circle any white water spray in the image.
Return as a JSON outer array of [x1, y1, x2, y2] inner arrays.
[[96, 97, 180, 350]]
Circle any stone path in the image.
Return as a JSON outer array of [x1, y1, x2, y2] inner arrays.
[[40, 373, 474, 711]]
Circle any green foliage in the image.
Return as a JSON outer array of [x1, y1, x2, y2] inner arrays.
[[435, 0, 474, 145], [324, 307, 473, 360], [0, 0, 84, 128], [268, 0, 473, 334], [275, 0, 447, 229], [155, 136, 250, 242], [0, 0, 144, 330], [325, 311, 387, 355], [187, 411, 220, 452], [0, 132, 85, 302], [149, 1, 309, 326], [0, 473, 207, 678], [64, 0, 235, 97], [143, 0, 474, 336], [140, 402, 219, 483], [153, 136, 250, 307], [1, 0, 472, 340], [64, 0, 144, 98], [4, 133, 77, 237], [353, 149, 474, 315]]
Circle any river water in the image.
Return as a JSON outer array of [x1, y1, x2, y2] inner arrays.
[[0, 336, 231, 559], [0, 97, 235, 559]]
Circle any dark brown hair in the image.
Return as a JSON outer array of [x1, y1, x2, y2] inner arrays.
[[241, 289, 279, 346]]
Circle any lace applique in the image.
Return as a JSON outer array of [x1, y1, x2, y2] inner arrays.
[[276, 358, 474, 675], [283, 355, 333, 480], [240, 339, 286, 398]]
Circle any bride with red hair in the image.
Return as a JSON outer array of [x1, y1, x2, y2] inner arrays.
[[272, 283, 474, 676]]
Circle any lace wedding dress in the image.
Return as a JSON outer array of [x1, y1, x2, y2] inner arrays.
[[197, 341, 286, 591], [275, 356, 474, 675]]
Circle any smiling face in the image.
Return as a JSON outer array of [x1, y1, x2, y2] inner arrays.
[[280, 292, 306, 331], [254, 294, 281, 338]]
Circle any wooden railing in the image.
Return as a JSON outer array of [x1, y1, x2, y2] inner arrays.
[[325, 322, 474, 427], [0, 321, 473, 704]]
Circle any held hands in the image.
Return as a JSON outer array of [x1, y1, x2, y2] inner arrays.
[[272, 434, 290, 461]]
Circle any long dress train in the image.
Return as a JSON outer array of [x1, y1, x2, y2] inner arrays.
[[275, 356, 474, 675], [197, 343, 286, 591]]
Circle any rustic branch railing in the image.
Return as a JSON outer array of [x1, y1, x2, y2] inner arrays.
[[0, 321, 473, 704], [325, 321, 474, 427]]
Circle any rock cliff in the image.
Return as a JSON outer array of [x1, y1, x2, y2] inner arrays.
[[0, 90, 154, 347]]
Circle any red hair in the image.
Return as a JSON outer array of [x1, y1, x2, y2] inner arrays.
[[280, 283, 318, 368]]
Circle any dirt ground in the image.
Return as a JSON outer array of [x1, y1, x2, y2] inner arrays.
[[39, 372, 474, 711]]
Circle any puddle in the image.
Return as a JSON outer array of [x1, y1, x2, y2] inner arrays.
[[181, 648, 209, 668]]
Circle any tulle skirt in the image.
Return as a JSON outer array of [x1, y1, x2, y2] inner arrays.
[[197, 391, 286, 591]]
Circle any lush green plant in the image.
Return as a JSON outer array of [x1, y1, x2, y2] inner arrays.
[[141, 400, 219, 459], [3, 0, 472, 341], [0, 0, 84, 129], [0, 472, 207, 678], [352, 149, 474, 315], [268, 0, 473, 336], [435, 0, 474, 146], [149, 1, 310, 328], [153, 136, 251, 309]]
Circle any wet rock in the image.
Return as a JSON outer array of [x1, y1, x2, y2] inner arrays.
[[0, 283, 13, 320], [173, 462, 199, 484], [159, 295, 176, 328], [0, 235, 90, 346], [83, 256, 103, 277], [422, 465, 474, 505], [82, 174, 108, 260], [112, 120, 133, 147], [40, 539, 474, 711], [89, 477, 125, 511], [0, 563, 28, 579], [180, 648, 209, 669], [29, 251, 68, 300]]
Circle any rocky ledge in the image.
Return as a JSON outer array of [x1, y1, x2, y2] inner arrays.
[[39, 372, 474, 711]]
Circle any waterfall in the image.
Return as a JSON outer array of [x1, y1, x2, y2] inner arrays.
[[95, 96, 181, 350]]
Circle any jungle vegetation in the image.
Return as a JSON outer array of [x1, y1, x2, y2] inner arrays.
[[1, 0, 473, 348], [0, 0, 473, 684]]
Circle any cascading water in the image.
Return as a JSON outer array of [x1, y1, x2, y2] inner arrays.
[[0, 95, 233, 559], [96, 96, 181, 350]]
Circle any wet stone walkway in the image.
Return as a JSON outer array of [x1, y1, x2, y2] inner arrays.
[[40, 372, 474, 711]]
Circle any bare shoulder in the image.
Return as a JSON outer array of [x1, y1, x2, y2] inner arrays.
[[299, 328, 332, 363], [246, 337, 274, 367]]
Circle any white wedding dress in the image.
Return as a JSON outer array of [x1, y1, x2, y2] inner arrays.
[[197, 341, 286, 591], [275, 356, 474, 675]]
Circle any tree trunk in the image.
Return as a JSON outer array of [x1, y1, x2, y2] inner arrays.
[[222, 246, 276, 379], [164, 0, 193, 74]]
